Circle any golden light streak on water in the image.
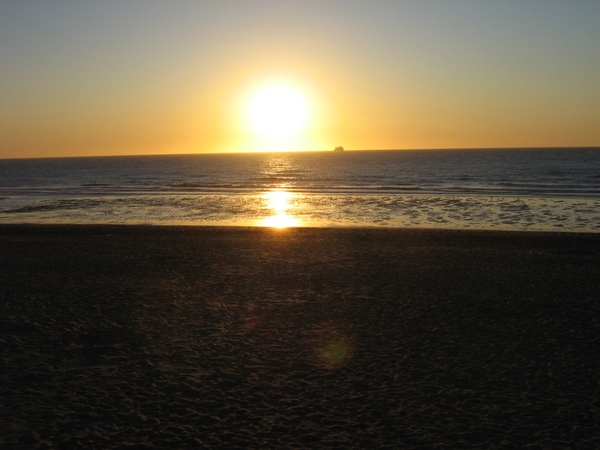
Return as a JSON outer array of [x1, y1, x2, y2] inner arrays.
[[260, 190, 301, 228]]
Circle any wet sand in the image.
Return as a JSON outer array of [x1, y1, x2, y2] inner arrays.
[[1, 225, 599, 449]]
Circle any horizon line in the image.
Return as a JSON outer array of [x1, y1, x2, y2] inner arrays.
[[1, 146, 599, 161]]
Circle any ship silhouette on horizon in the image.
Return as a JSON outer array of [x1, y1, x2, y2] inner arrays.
[[333, 146, 344, 152]]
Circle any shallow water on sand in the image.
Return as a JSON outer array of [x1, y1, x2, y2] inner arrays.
[[1, 193, 599, 232]]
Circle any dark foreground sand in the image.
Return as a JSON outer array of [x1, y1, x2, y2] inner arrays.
[[1, 225, 599, 449]]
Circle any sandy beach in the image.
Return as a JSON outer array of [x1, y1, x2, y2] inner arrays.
[[1, 225, 599, 449]]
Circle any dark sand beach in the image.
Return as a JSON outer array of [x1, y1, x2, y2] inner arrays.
[[1, 225, 599, 449]]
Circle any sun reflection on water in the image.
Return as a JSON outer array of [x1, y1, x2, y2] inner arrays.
[[260, 190, 301, 228]]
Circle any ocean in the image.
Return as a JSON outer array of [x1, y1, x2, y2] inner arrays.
[[1, 148, 599, 232]]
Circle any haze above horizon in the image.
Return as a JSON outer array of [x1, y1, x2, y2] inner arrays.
[[1, 1, 598, 159]]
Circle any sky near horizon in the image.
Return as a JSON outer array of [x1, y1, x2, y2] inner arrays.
[[1, 1, 599, 159]]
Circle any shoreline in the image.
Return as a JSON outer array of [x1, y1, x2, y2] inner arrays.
[[3, 192, 600, 235], [2, 221, 600, 235], [2, 224, 599, 448]]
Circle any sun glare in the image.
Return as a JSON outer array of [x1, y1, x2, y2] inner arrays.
[[260, 190, 300, 228], [246, 83, 310, 140]]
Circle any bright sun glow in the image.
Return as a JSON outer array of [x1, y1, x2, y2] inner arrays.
[[246, 83, 310, 140]]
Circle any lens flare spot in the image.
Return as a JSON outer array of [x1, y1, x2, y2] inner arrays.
[[308, 322, 356, 370], [321, 342, 349, 366], [242, 303, 260, 331]]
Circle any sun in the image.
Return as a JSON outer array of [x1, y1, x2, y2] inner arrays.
[[246, 83, 310, 140]]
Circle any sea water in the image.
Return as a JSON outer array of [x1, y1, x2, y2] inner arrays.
[[0, 148, 599, 232]]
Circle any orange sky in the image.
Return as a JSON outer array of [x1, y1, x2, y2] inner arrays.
[[1, 1, 599, 159]]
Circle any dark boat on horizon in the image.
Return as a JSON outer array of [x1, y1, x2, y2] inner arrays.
[[334, 146, 344, 152]]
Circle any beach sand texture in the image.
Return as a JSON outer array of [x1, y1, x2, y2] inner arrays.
[[1, 225, 599, 449]]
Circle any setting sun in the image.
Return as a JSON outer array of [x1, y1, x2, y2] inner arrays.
[[245, 83, 310, 141]]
